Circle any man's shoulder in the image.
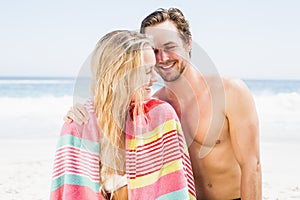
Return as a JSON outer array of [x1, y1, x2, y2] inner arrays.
[[221, 77, 255, 113], [202, 75, 247, 95], [221, 76, 249, 94]]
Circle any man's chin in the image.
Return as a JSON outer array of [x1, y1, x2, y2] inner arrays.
[[162, 74, 181, 82]]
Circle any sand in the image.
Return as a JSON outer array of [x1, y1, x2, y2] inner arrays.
[[0, 137, 299, 199]]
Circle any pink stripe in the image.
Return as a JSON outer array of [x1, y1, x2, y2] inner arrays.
[[50, 184, 105, 200], [126, 108, 179, 140], [128, 170, 188, 199], [147, 104, 179, 127], [60, 113, 100, 142]]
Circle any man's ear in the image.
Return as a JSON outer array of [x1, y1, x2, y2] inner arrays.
[[185, 36, 192, 56]]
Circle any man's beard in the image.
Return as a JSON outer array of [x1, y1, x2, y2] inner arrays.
[[160, 64, 186, 82]]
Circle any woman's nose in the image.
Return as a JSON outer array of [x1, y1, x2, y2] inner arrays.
[[150, 70, 158, 83]]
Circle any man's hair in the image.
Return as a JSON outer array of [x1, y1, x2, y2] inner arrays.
[[140, 8, 192, 45]]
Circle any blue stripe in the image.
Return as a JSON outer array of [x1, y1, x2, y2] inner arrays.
[[57, 134, 100, 154], [51, 173, 101, 193], [156, 187, 189, 200]]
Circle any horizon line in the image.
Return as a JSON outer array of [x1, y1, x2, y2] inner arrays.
[[0, 75, 299, 81]]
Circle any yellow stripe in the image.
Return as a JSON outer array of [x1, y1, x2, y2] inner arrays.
[[189, 193, 197, 200], [128, 159, 182, 189], [127, 119, 181, 150]]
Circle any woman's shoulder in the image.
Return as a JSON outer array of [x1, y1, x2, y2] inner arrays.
[[145, 98, 177, 117], [145, 98, 173, 109]]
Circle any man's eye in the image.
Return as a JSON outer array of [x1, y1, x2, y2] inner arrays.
[[164, 46, 177, 51]]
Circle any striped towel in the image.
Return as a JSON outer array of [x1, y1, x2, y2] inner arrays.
[[50, 98, 196, 199], [126, 98, 196, 199], [50, 99, 105, 200]]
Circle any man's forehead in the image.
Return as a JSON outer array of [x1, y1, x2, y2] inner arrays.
[[145, 27, 181, 48]]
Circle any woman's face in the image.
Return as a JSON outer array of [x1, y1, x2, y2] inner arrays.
[[143, 48, 157, 99], [140, 48, 157, 100]]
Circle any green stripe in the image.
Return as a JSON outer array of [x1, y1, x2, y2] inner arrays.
[[51, 173, 101, 193], [156, 187, 189, 200], [57, 134, 100, 154]]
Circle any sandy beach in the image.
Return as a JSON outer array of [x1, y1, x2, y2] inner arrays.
[[0, 138, 57, 200], [261, 141, 300, 199], [0, 137, 299, 200]]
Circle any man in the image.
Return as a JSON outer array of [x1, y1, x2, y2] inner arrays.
[[67, 8, 262, 200]]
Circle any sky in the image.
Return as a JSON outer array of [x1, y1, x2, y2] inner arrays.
[[0, 0, 299, 80]]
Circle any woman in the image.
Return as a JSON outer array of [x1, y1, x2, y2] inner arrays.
[[50, 30, 196, 199]]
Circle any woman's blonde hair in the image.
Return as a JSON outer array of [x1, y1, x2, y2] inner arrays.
[[90, 30, 153, 198]]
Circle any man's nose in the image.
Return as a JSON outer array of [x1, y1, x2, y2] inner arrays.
[[155, 49, 169, 63]]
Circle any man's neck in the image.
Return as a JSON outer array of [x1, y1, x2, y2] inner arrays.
[[164, 65, 205, 103]]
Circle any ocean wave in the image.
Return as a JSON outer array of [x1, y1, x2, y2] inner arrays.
[[254, 92, 300, 139], [0, 96, 73, 138], [0, 92, 299, 139]]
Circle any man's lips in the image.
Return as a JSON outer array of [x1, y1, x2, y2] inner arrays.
[[157, 62, 176, 71]]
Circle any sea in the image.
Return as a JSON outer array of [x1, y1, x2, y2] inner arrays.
[[0, 76, 300, 142]]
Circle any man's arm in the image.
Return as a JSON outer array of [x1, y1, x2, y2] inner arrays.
[[66, 87, 165, 125], [225, 79, 262, 200]]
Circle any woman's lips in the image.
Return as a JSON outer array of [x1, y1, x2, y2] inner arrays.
[[145, 87, 151, 92]]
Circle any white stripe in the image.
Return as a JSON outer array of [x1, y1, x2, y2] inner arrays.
[[52, 163, 99, 180], [55, 145, 99, 162], [53, 154, 99, 170], [126, 142, 180, 167], [54, 149, 99, 165], [126, 151, 181, 176]]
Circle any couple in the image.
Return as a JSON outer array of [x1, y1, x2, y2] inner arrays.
[[51, 8, 261, 200]]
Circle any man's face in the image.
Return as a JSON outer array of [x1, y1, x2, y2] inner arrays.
[[144, 20, 190, 82]]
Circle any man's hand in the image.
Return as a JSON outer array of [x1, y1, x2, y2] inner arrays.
[[63, 103, 90, 125]]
